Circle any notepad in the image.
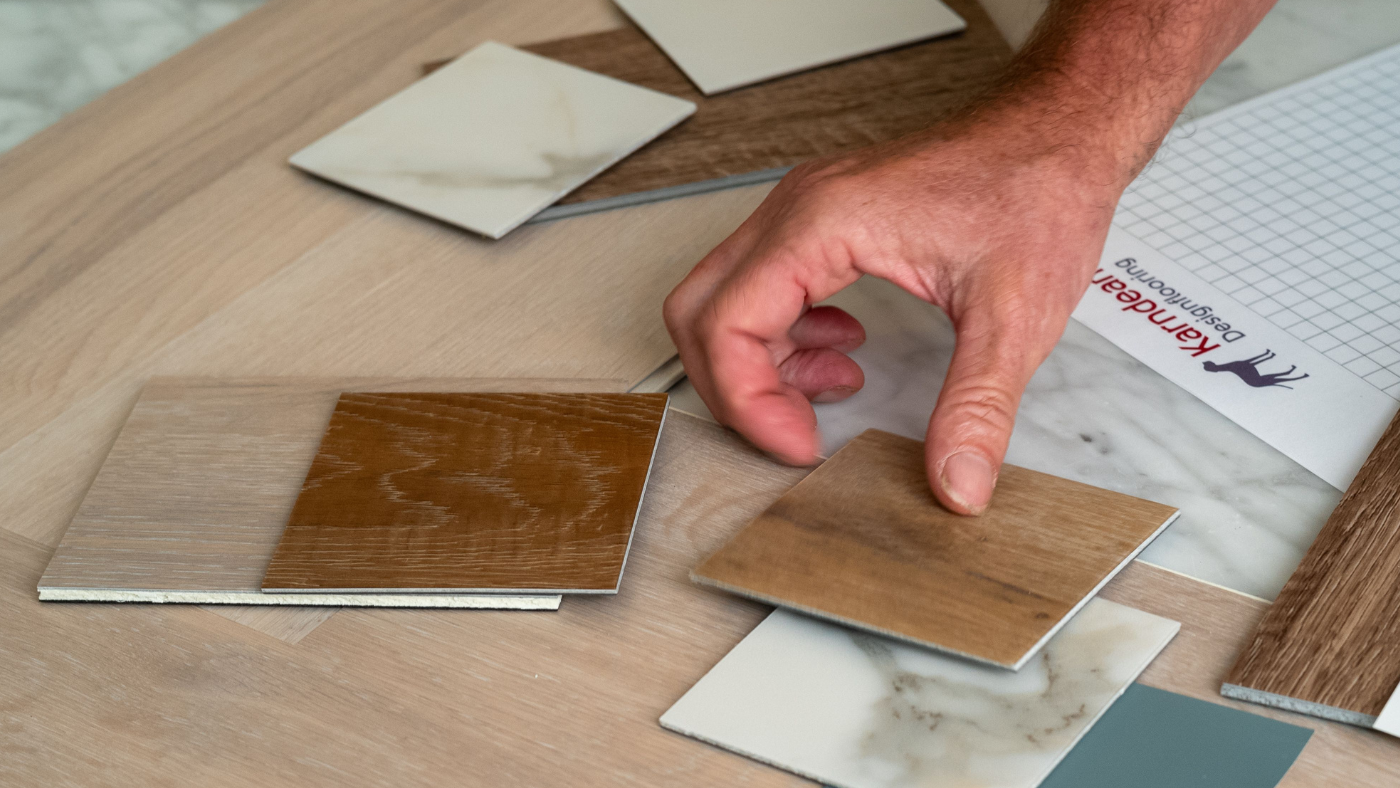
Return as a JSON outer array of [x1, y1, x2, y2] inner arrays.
[[1074, 43, 1400, 489]]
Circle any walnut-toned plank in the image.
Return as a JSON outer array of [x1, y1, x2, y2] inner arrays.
[[262, 392, 668, 593], [692, 428, 1179, 668], [1224, 409, 1400, 725]]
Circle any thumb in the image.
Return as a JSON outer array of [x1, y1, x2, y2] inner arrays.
[[925, 315, 1037, 516]]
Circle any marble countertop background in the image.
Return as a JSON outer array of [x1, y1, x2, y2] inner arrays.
[[5, 0, 1399, 600]]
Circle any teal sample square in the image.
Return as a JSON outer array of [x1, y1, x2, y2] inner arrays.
[[1041, 683, 1312, 788]]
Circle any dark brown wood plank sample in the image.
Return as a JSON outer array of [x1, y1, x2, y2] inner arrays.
[[424, 0, 1011, 206], [692, 428, 1180, 668], [1223, 409, 1400, 726], [262, 392, 669, 593]]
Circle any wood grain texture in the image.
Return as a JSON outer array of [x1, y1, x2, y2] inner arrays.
[[39, 379, 623, 609], [1224, 409, 1400, 724], [0, 0, 769, 560], [263, 392, 669, 593], [693, 428, 1179, 668], [422, 0, 1011, 206], [4, 414, 1395, 786]]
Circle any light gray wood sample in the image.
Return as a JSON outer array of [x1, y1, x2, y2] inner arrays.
[[37, 378, 628, 608]]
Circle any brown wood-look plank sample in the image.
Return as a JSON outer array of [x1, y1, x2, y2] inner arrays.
[[38, 378, 625, 610], [262, 392, 669, 593], [692, 428, 1180, 668], [1224, 409, 1400, 725], [7, 414, 1395, 786], [421, 0, 1011, 206]]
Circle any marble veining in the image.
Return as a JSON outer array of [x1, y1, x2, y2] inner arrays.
[[661, 599, 1179, 788], [289, 41, 695, 239]]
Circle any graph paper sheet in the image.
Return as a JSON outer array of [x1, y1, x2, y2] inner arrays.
[[1074, 43, 1400, 490]]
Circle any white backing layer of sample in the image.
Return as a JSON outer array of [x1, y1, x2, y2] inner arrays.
[[1373, 681, 1400, 737], [1076, 42, 1400, 489], [661, 600, 1179, 788], [290, 41, 694, 238], [613, 0, 965, 95]]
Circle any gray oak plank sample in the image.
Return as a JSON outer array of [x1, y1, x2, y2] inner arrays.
[[1224, 409, 1400, 726], [38, 378, 628, 608], [262, 392, 669, 593], [693, 428, 1180, 668]]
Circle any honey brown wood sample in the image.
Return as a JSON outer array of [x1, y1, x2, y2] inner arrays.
[[262, 392, 669, 593], [1225, 409, 1400, 725], [692, 428, 1179, 668], [423, 0, 1011, 206], [38, 378, 623, 609]]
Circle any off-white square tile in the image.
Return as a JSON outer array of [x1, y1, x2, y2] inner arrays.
[[661, 599, 1179, 788], [290, 41, 695, 238], [614, 0, 966, 95]]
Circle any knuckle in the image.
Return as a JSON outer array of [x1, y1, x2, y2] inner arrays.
[[944, 383, 1019, 433]]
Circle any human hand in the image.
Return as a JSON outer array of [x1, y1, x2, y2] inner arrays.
[[663, 112, 1129, 514]]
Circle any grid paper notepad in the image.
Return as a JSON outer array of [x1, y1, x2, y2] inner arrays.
[[1073, 43, 1400, 490]]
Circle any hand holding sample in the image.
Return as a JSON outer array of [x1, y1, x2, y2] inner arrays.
[[664, 0, 1277, 513]]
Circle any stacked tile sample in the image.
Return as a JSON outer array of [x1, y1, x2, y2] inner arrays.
[[692, 429, 1179, 667], [661, 601, 1180, 788], [291, 41, 694, 238]]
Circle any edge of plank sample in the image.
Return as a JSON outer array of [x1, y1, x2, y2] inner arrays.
[[612, 0, 967, 95], [289, 41, 695, 238], [692, 428, 1180, 669], [659, 600, 1180, 788], [421, 0, 1010, 213], [37, 378, 627, 608], [261, 392, 669, 594], [1223, 408, 1400, 726]]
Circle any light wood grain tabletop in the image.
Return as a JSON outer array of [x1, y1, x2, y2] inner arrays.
[[1, 0, 1396, 784]]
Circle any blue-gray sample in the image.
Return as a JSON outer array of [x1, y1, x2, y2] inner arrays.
[[1041, 683, 1312, 788]]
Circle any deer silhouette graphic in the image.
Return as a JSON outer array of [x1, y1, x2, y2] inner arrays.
[[1202, 349, 1310, 388]]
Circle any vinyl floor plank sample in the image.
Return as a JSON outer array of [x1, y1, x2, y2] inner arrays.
[[427, 0, 1010, 209], [1224, 409, 1400, 726], [692, 429, 1180, 668], [37, 378, 629, 608], [262, 392, 669, 593]]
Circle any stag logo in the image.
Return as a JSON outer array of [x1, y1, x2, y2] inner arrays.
[[1203, 350, 1309, 389]]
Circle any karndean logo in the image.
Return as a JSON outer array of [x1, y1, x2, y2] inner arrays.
[[1203, 350, 1310, 389]]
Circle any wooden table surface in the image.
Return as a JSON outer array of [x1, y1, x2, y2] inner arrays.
[[1, 0, 1397, 784]]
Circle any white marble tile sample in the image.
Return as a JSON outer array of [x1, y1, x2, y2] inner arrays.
[[661, 599, 1179, 788], [613, 0, 966, 95], [289, 41, 695, 238]]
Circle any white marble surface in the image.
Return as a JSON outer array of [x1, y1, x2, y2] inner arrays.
[[614, 0, 966, 95], [661, 599, 1179, 788], [290, 41, 695, 239], [0, 0, 265, 154]]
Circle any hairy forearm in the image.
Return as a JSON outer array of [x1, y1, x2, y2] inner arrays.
[[970, 0, 1277, 190]]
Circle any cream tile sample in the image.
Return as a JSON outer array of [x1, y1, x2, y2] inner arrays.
[[661, 599, 1180, 788], [289, 41, 695, 238], [614, 0, 966, 95]]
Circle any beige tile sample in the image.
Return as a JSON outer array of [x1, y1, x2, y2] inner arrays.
[[289, 40, 695, 238], [613, 0, 967, 94], [693, 429, 1180, 668], [37, 378, 628, 608]]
